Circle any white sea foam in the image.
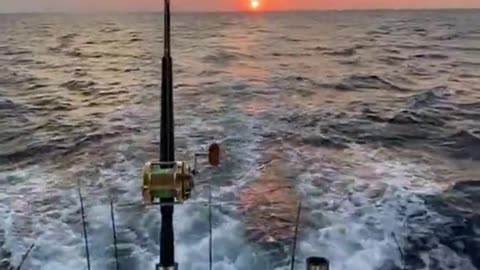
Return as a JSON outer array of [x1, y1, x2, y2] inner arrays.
[[290, 145, 470, 270]]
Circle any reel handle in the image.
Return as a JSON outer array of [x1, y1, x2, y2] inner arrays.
[[208, 143, 220, 166], [193, 143, 221, 174]]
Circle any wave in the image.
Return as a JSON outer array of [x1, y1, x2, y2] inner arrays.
[[451, 61, 480, 68], [281, 104, 479, 160], [395, 44, 441, 50], [412, 53, 449, 60], [65, 49, 103, 59], [271, 52, 312, 57], [430, 32, 464, 41], [442, 130, 480, 160], [366, 30, 391, 36], [309, 46, 329, 52], [322, 47, 357, 57], [455, 102, 480, 111], [388, 109, 445, 126], [100, 27, 121, 33], [0, 131, 123, 166], [0, 142, 65, 165], [378, 55, 409, 65], [399, 190, 479, 270], [316, 74, 410, 92], [284, 37, 304, 43], [27, 83, 49, 90], [2, 49, 32, 56], [338, 74, 409, 91], [417, 184, 480, 269], [51, 33, 78, 51], [407, 86, 448, 109], [60, 80, 96, 91], [29, 97, 73, 112], [100, 39, 121, 45], [0, 99, 23, 111], [202, 51, 242, 64], [198, 70, 226, 77], [301, 134, 350, 149], [445, 46, 480, 52], [58, 33, 77, 41], [458, 73, 480, 79]]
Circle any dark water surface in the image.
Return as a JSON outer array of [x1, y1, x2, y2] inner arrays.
[[0, 10, 479, 270]]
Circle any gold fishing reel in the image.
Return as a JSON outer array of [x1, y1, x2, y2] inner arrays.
[[142, 143, 221, 205]]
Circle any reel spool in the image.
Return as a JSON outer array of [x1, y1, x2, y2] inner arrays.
[[142, 143, 221, 205]]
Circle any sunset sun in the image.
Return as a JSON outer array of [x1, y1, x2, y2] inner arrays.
[[250, 0, 260, 10]]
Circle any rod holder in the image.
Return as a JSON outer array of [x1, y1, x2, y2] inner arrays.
[[306, 257, 329, 270], [156, 263, 178, 270]]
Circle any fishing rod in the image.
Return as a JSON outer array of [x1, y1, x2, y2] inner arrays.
[[15, 243, 35, 270], [141, 0, 221, 269], [110, 199, 120, 270], [77, 180, 91, 270], [290, 201, 302, 270], [288, 201, 330, 270]]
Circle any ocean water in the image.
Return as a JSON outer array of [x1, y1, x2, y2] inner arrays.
[[1, 10, 480, 270]]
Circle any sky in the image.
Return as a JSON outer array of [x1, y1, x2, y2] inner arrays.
[[0, 0, 479, 13]]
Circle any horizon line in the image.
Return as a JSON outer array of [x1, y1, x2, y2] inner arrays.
[[1, 7, 479, 15]]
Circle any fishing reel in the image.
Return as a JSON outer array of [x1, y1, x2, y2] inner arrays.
[[142, 143, 221, 205]]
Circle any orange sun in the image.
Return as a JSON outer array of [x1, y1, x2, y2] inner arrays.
[[250, 0, 260, 10]]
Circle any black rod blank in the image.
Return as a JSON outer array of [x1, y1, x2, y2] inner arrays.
[[78, 181, 91, 270], [15, 243, 35, 270], [290, 200, 302, 270], [159, 0, 176, 268], [110, 199, 120, 270], [160, 0, 174, 162], [209, 181, 213, 270]]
